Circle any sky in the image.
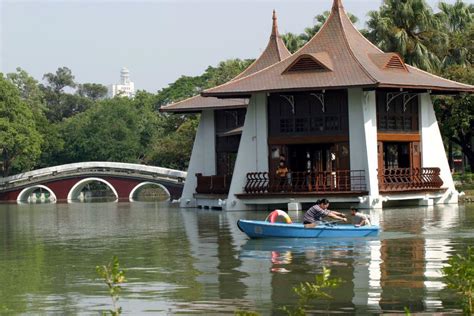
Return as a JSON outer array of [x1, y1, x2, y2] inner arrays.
[[0, 0, 463, 93]]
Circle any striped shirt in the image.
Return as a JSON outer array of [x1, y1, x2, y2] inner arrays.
[[303, 204, 331, 223]]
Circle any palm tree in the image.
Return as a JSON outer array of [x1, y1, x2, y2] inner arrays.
[[282, 32, 306, 54], [365, 0, 447, 72], [438, 0, 473, 32], [437, 0, 473, 67]]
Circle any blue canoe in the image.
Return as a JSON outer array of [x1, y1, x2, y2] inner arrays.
[[237, 220, 379, 238]]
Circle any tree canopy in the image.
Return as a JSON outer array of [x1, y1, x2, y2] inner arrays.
[[0, 74, 42, 176]]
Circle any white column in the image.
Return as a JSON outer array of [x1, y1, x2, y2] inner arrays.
[[419, 93, 458, 204], [179, 110, 216, 207], [226, 93, 269, 211], [348, 89, 381, 209]]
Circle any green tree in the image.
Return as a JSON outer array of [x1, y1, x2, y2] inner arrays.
[[42, 66, 76, 93], [437, 1, 473, 67], [435, 66, 474, 169], [145, 118, 199, 170], [365, 0, 447, 72], [6, 67, 45, 115], [6, 68, 65, 169], [60, 97, 142, 163], [281, 33, 306, 54], [438, 0, 473, 33], [282, 11, 359, 53], [202, 59, 254, 89], [434, 4, 473, 169], [0, 74, 42, 176], [40, 67, 90, 122], [76, 83, 108, 101]]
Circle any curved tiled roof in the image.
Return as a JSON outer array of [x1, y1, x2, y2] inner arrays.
[[161, 10, 291, 113], [233, 10, 291, 80], [159, 95, 248, 113], [202, 0, 474, 98]]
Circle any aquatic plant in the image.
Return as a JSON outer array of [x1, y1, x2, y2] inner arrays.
[[442, 246, 474, 315], [96, 256, 126, 315], [281, 267, 343, 316]]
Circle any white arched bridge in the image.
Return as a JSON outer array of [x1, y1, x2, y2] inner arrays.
[[0, 162, 186, 203]]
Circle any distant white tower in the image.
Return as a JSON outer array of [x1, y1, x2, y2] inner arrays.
[[108, 67, 135, 98]]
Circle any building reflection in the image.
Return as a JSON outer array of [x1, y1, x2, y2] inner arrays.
[[181, 210, 249, 301]]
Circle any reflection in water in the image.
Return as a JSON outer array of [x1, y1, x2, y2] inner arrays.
[[0, 203, 473, 314]]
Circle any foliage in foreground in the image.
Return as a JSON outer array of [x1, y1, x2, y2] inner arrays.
[[96, 256, 126, 316], [442, 246, 474, 315], [235, 267, 342, 316], [282, 267, 342, 316]]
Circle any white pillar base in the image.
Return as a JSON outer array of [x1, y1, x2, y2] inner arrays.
[[434, 189, 459, 205], [355, 195, 383, 209], [418, 197, 434, 206]]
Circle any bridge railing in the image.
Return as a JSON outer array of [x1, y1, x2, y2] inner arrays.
[[0, 162, 187, 190]]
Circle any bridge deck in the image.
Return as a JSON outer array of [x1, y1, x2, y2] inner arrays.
[[0, 162, 187, 191]]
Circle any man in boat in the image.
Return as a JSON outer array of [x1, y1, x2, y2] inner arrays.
[[350, 207, 371, 227], [303, 199, 347, 228]]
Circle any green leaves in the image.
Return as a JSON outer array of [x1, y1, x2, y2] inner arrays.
[[366, 0, 446, 73], [281, 267, 343, 316], [0, 74, 42, 176], [96, 256, 126, 316], [442, 247, 474, 315]]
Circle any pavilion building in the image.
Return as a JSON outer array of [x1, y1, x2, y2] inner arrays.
[[164, 1, 473, 210]]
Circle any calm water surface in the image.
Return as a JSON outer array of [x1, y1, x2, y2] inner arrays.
[[1, 202, 473, 315]]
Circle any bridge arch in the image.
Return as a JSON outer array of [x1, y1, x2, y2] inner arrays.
[[67, 177, 118, 202], [17, 185, 57, 203], [129, 182, 171, 202]]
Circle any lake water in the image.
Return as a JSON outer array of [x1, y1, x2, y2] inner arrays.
[[0, 202, 473, 315]]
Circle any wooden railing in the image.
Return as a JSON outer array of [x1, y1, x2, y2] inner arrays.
[[244, 170, 366, 194], [378, 168, 443, 192], [195, 173, 231, 194]]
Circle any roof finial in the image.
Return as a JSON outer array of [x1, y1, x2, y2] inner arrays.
[[271, 9, 278, 37], [332, 0, 344, 10]]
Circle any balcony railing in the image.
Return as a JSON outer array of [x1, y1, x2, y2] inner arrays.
[[378, 168, 443, 192], [195, 173, 231, 194], [244, 170, 366, 194]]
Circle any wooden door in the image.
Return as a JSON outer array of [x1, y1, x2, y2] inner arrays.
[[335, 143, 350, 171]]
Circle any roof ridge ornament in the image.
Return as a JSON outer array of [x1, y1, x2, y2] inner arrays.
[[271, 9, 278, 37], [332, 0, 344, 11]]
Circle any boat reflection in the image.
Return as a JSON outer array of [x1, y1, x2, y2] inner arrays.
[[241, 237, 378, 254], [240, 237, 378, 273]]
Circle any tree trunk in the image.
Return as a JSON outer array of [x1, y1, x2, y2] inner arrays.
[[2, 149, 10, 177], [448, 141, 453, 170], [451, 136, 473, 173]]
